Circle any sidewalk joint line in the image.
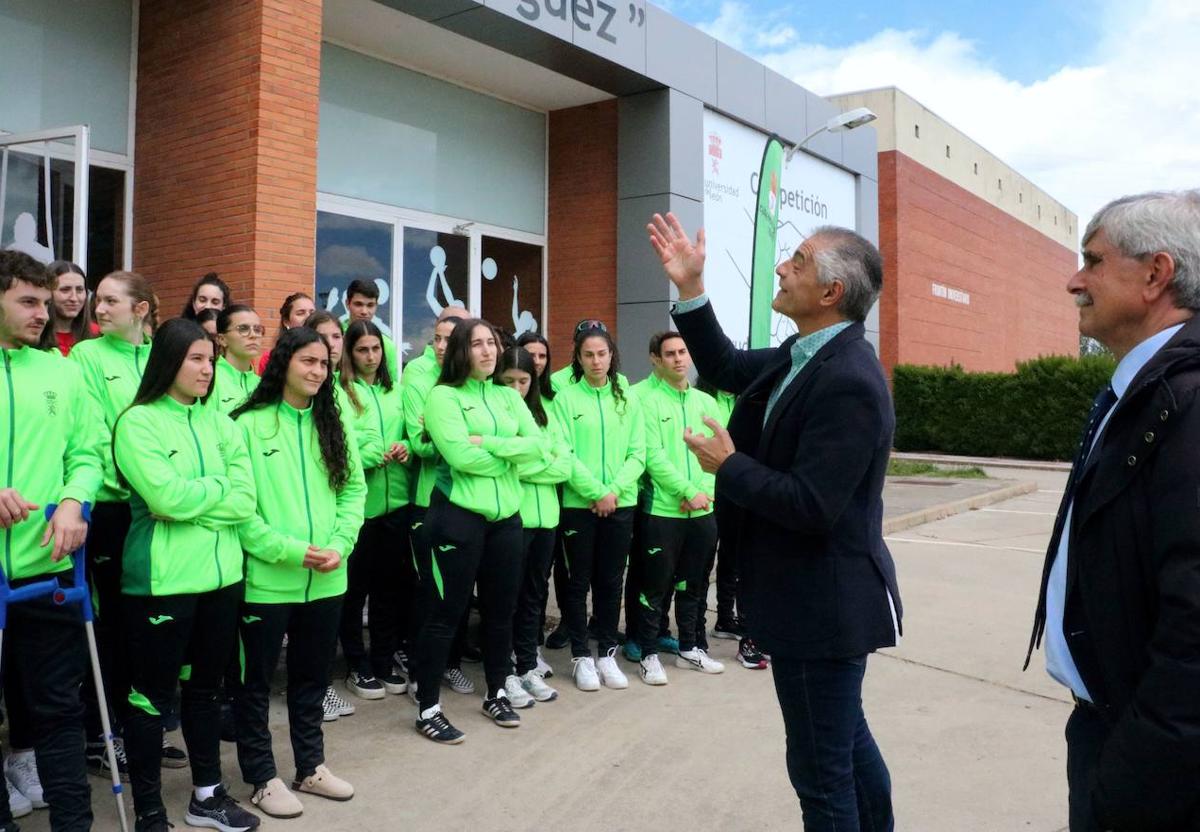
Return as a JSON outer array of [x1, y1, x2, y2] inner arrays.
[[877, 652, 1073, 707]]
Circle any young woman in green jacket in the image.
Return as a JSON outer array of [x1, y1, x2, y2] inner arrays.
[[210, 304, 263, 414], [336, 321, 411, 700], [495, 347, 571, 703], [69, 269, 156, 770], [412, 319, 546, 743], [553, 329, 646, 693], [230, 327, 366, 819], [112, 318, 259, 832]]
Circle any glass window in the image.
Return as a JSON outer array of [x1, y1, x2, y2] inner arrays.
[[480, 236, 543, 338], [0, 0, 133, 155], [315, 211, 394, 338], [318, 44, 547, 235], [401, 227, 469, 365]]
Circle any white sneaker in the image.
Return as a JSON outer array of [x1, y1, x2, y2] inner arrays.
[[596, 647, 629, 689], [675, 647, 725, 674], [5, 750, 46, 808], [519, 669, 559, 702], [572, 656, 600, 691], [639, 654, 669, 686], [535, 648, 554, 678], [503, 675, 536, 709], [5, 776, 32, 818]]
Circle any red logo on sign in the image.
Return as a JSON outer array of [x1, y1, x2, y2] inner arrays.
[[707, 133, 722, 174]]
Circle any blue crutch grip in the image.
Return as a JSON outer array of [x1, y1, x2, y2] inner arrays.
[[42, 503, 95, 622]]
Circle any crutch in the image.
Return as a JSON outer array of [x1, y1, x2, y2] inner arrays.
[[45, 503, 130, 832]]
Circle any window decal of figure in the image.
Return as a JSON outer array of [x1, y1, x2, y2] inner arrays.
[[512, 277, 537, 336], [6, 212, 54, 264], [427, 245, 463, 316]]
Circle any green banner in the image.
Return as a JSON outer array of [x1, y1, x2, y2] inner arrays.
[[749, 135, 785, 348]]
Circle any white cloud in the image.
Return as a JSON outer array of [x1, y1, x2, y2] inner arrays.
[[695, 0, 1200, 233]]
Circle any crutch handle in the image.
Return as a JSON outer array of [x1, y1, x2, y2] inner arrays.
[[43, 502, 95, 622]]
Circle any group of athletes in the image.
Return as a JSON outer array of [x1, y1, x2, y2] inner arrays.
[[0, 252, 763, 832]]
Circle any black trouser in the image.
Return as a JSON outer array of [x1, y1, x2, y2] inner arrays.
[[623, 510, 644, 641], [0, 571, 91, 831], [123, 583, 242, 817], [560, 507, 635, 658], [84, 501, 132, 741], [413, 494, 522, 710], [636, 513, 717, 656], [545, 525, 569, 636], [1065, 704, 1109, 832], [513, 528, 556, 676], [339, 507, 409, 678], [2, 647, 35, 750], [235, 594, 342, 786], [714, 498, 741, 627]]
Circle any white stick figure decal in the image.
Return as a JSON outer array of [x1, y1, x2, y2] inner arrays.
[[426, 246, 463, 316]]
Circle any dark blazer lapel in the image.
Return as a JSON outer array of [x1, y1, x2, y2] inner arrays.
[[760, 323, 865, 450]]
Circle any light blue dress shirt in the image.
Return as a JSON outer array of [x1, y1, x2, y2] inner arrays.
[[1044, 323, 1184, 701]]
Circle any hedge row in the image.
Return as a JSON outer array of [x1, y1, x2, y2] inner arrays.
[[892, 355, 1117, 461]]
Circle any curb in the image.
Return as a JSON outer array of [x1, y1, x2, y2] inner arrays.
[[891, 452, 1070, 473], [883, 480, 1039, 534]]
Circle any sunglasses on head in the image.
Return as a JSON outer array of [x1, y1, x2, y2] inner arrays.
[[574, 319, 608, 335]]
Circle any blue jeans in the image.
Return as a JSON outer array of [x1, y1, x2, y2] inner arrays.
[[771, 654, 893, 831]]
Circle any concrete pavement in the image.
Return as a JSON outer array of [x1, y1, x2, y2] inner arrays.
[[17, 468, 1074, 831]]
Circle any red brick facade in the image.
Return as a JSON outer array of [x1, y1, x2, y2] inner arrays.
[[546, 100, 619, 368], [134, 0, 322, 334], [878, 150, 1078, 375]]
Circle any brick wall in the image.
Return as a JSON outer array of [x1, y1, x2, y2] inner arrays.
[[547, 100, 619, 370], [879, 150, 1078, 374], [134, 0, 321, 339]]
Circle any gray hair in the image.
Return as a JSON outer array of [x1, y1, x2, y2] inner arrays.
[[1083, 190, 1200, 309], [810, 226, 883, 322]]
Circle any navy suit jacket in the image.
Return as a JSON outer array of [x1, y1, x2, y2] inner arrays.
[[672, 300, 901, 659]]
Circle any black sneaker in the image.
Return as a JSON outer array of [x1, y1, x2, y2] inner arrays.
[[712, 618, 744, 640], [415, 705, 465, 744], [481, 691, 521, 728], [544, 624, 569, 650], [162, 734, 188, 769], [392, 648, 409, 675], [184, 785, 260, 832], [86, 737, 130, 782], [346, 671, 386, 700], [135, 808, 174, 832], [737, 637, 769, 670], [379, 667, 408, 695]]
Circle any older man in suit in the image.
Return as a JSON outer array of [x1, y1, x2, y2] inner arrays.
[[1025, 190, 1200, 831], [647, 213, 901, 831]]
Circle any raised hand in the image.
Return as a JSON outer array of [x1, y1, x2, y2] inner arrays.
[[646, 212, 707, 300]]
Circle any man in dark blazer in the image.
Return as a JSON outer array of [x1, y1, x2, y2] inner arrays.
[[1024, 190, 1200, 832], [647, 212, 901, 832]]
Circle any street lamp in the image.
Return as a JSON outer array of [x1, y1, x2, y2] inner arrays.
[[785, 106, 877, 162]]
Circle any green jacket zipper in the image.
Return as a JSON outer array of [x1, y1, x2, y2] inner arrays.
[[3, 352, 14, 576], [680, 390, 692, 517], [186, 409, 223, 587], [369, 386, 389, 508], [295, 410, 315, 601], [595, 388, 608, 485], [481, 384, 501, 518]]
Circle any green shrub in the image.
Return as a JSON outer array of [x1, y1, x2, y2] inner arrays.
[[892, 355, 1117, 461]]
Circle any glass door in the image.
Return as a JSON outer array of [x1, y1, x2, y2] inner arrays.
[[400, 227, 468, 364], [0, 126, 89, 268]]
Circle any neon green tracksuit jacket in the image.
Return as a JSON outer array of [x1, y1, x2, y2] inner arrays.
[[0, 347, 105, 580], [634, 373, 719, 519], [553, 379, 646, 509], [70, 332, 153, 502], [549, 363, 630, 395], [402, 360, 440, 508], [210, 356, 261, 415], [516, 408, 573, 530], [424, 379, 546, 521], [235, 401, 366, 603], [114, 396, 256, 595], [346, 378, 409, 519]]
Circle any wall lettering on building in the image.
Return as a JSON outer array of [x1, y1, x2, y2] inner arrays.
[[750, 172, 828, 219], [513, 0, 641, 43], [932, 282, 970, 305]]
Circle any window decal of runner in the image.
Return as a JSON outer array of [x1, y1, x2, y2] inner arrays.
[[481, 237, 542, 338]]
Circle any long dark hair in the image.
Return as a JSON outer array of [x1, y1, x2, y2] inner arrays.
[[231, 327, 351, 491], [340, 320, 393, 415], [114, 319, 213, 487], [437, 318, 502, 388], [49, 260, 96, 342], [571, 329, 627, 411], [181, 272, 231, 321], [516, 331, 554, 402], [496, 347, 547, 427]]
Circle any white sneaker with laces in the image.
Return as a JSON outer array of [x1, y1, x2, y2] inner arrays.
[[596, 647, 629, 689], [5, 775, 32, 818], [503, 675, 536, 709], [675, 647, 725, 674], [572, 656, 600, 691], [5, 750, 46, 808], [535, 648, 554, 678], [519, 669, 559, 702], [639, 654, 669, 686]]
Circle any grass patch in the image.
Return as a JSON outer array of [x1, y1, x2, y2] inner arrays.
[[887, 459, 988, 479]]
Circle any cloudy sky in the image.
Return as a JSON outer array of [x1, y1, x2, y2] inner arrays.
[[662, 0, 1200, 237]]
